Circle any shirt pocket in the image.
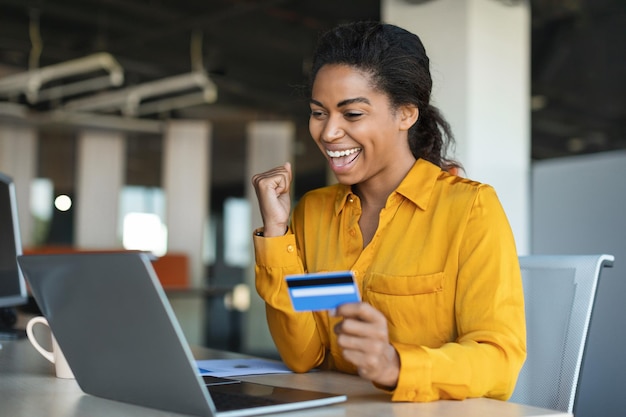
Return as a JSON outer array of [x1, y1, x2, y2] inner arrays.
[[364, 271, 451, 347]]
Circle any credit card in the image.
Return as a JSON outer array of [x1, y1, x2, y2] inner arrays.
[[285, 271, 360, 312]]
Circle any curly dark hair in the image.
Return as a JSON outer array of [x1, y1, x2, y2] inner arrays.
[[309, 21, 460, 171]]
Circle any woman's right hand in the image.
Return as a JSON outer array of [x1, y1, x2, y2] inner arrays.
[[251, 162, 292, 237]]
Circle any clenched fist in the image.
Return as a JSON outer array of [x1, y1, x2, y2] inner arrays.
[[251, 162, 293, 237]]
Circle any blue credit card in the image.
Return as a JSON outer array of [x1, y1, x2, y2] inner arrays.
[[285, 271, 360, 312]]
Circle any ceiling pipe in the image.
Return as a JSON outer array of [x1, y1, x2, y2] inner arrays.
[[134, 91, 212, 117], [45, 110, 164, 133], [62, 70, 217, 117], [0, 52, 124, 104], [0, 101, 163, 133]]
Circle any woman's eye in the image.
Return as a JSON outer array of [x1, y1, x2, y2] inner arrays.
[[345, 112, 363, 119], [310, 110, 326, 118]]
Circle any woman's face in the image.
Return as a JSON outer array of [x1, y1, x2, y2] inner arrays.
[[309, 64, 417, 187]]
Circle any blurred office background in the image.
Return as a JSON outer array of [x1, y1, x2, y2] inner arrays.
[[0, 1, 624, 416]]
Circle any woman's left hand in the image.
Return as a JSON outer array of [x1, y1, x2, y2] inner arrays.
[[334, 302, 400, 388]]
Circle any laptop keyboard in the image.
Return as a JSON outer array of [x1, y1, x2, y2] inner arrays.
[[209, 389, 282, 411]]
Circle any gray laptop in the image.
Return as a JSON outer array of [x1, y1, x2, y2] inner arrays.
[[17, 252, 346, 417]]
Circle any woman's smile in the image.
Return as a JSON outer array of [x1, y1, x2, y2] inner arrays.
[[327, 147, 362, 169]]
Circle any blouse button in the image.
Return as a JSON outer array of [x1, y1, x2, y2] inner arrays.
[[286, 245, 295, 253], [349, 229, 356, 236], [348, 197, 354, 203]]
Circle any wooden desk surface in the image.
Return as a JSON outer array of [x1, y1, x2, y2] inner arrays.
[[0, 338, 570, 417]]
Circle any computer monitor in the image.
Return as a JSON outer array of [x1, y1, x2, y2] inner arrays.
[[0, 172, 28, 339]]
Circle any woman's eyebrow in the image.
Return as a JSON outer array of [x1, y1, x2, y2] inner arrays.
[[309, 97, 371, 107], [337, 97, 370, 107]]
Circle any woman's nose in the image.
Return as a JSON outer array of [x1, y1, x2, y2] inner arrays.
[[321, 117, 345, 142]]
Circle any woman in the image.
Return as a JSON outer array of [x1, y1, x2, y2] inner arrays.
[[251, 21, 526, 402]]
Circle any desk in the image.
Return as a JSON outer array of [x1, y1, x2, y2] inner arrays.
[[0, 338, 571, 417]]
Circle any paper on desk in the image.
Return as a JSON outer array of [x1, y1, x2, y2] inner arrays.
[[195, 358, 293, 377]]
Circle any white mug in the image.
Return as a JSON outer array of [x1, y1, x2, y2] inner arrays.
[[26, 316, 74, 379]]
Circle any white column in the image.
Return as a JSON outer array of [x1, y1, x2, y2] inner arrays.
[[245, 121, 295, 354], [383, 0, 531, 254], [75, 130, 125, 248], [0, 124, 38, 247], [163, 120, 211, 287], [163, 120, 211, 346]]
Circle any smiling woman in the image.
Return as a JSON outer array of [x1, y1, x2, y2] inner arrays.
[[250, 21, 526, 403], [309, 64, 417, 188]]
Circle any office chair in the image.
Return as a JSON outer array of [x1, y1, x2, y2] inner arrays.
[[510, 254, 614, 413]]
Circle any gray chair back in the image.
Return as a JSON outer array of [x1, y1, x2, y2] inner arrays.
[[510, 254, 614, 413]]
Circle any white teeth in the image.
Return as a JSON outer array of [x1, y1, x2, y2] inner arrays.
[[327, 148, 361, 158]]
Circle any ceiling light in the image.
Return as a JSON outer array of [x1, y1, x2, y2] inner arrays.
[[0, 53, 124, 104], [62, 71, 217, 117]]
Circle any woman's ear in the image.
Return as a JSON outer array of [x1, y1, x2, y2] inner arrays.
[[399, 105, 419, 131]]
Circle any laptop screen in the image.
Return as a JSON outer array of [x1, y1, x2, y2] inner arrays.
[[0, 172, 27, 310]]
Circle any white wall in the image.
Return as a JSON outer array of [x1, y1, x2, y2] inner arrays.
[[0, 124, 37, 247], [532, 150, 626, 417], [383, 0, 531, 254], [75, 130, 125, 248]]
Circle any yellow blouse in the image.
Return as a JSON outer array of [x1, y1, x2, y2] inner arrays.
[[253, 158, 526, 402]]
